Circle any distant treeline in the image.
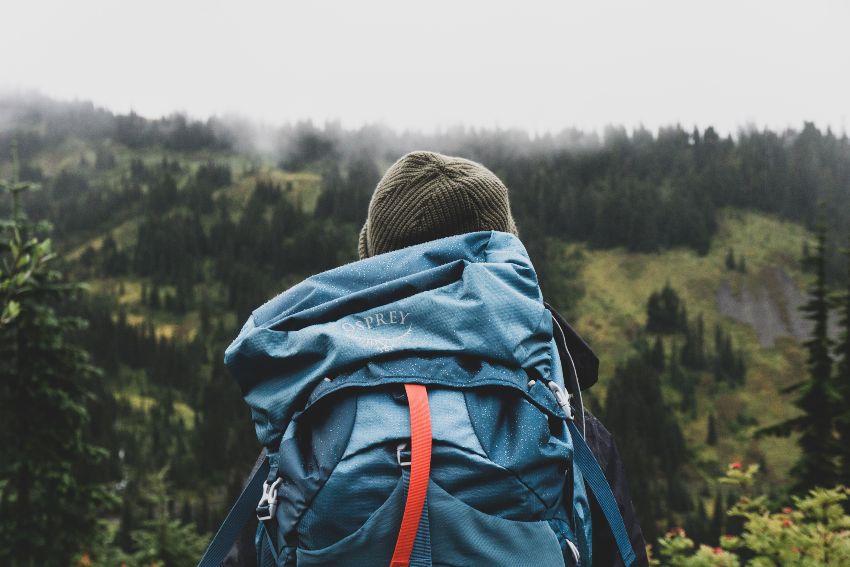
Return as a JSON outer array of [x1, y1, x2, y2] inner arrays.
[[293, 122, 850, 275], [3, 95, 847, 278], [0, 95, 229, 154]]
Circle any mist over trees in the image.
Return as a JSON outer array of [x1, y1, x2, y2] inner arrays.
[[4, 94, 847, 280]]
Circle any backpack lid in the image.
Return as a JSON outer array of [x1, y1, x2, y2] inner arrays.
[[225, 231, 564, 447]]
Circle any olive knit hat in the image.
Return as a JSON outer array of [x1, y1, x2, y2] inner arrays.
[[358, 151, 518, 259]]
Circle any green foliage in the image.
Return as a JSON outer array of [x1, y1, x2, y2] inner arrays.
[[836, 238, 850, 480], [654, 530, 740, 567], [725, 248, 737, 271], [646, 283, 688, 334], [764, 226, 841, 489], [604, 350, 690, 541], [0, 143, 114, 565], [706, 414, 717, 446], [680, 313, 706, 370], [313, 158, 379, 225], [527, 235, 585, 318], [657, 465, 850, 566], [713, 325, 747, 385], [128, 469, 209, 567], [75, 469, 209, 567]]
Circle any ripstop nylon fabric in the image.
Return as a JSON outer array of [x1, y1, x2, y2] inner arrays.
[[225, 231, 559, 449]]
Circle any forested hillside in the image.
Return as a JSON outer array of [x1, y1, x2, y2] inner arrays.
[[2, 95, 849, 563]]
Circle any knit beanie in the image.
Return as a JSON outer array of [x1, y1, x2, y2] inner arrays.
[[358, 151, 518, 259]]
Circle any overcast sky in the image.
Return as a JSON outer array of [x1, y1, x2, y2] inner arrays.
[[2, 0, 848, 135]]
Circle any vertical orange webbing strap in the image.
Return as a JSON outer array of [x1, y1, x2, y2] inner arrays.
[[390, 384, 432, 567]]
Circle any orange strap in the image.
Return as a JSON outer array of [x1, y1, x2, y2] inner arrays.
[[390, 384, 432, 567]]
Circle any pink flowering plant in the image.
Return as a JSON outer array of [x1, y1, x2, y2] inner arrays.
[[653, 464, 850, 566]]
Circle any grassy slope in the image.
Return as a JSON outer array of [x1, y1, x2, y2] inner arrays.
[[571, 209, 811, 486]]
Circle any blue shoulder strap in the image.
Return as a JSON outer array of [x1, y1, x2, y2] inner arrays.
[[568, 420, 637, 567], [197, 452, 269, 567]]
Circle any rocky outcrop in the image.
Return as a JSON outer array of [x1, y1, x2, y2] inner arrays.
[[716, 268, 819, 348]]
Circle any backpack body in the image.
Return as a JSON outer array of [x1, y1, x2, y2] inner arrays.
[[220, 231, 621, 567]]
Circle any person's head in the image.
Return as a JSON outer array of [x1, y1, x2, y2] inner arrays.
[[358, 151, 518, 259]]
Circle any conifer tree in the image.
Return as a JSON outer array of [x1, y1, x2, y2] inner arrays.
[[835, 237, 850, 480], [650, 335, 666, 371], [708, 491, 726, 545], [766, 225, 839, 490], [706, 414, 718, 446], [725, 248, 736, 270], [684, 498, 708, 545], [681, 314, 706, 370], [734, 348, 747, 385], [129, 469, 208, 566], [0, 143, 111, 564], [646, 283, 687, 333], [604, 352, 689, 541]]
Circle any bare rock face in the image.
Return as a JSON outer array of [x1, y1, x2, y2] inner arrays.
[[716, 268, 812, 348]]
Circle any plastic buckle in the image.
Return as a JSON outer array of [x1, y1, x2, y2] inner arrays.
[[256, 477, 283, 521], [547, 381, 575, 421], [396, 442, 411, 467]]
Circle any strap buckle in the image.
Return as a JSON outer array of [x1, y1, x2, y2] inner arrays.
[[396, 442, 411, 467], [547, 381, 575, 420], [256, 477, 283, 521]]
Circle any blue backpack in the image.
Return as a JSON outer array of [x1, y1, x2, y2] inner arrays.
[[199, 232, 636, 567]]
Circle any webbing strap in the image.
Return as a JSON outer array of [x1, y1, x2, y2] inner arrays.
[[197, 452, 269, 567], [390, 384, 432, 567], [401, 466, 432, 566], [568, 420, 637, 567]]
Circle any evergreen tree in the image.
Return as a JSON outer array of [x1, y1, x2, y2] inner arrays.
[[711, 324, 747, 386], [604, 353, 689, 541], [198, 496, 210, 535], [646, 283, 687, 334], [129, 469, 209, 566], [725, 248, 736, 271], [668, 354, 697, 415], [706, 413, 718, 446], [0, 143, 112, 564], [180, 499, 193, 526], [802, 240, 811, 272], [150, 284, 161, 309], [681, 314, 706, 370], [684, 498, 709, 545], [734, 348, 747, 385], [649, 335, 666, 371], [765, 225, 839, 489], [707, 491, 726, 545], [836, 237, 850, 480], [193, 358, 258, 484]]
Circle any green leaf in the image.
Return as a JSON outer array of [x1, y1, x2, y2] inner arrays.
[[2, 300, 21, 323], [14, 271, 30, 287], [15, 253, 31, 269], [34, 238, 52, 259]]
